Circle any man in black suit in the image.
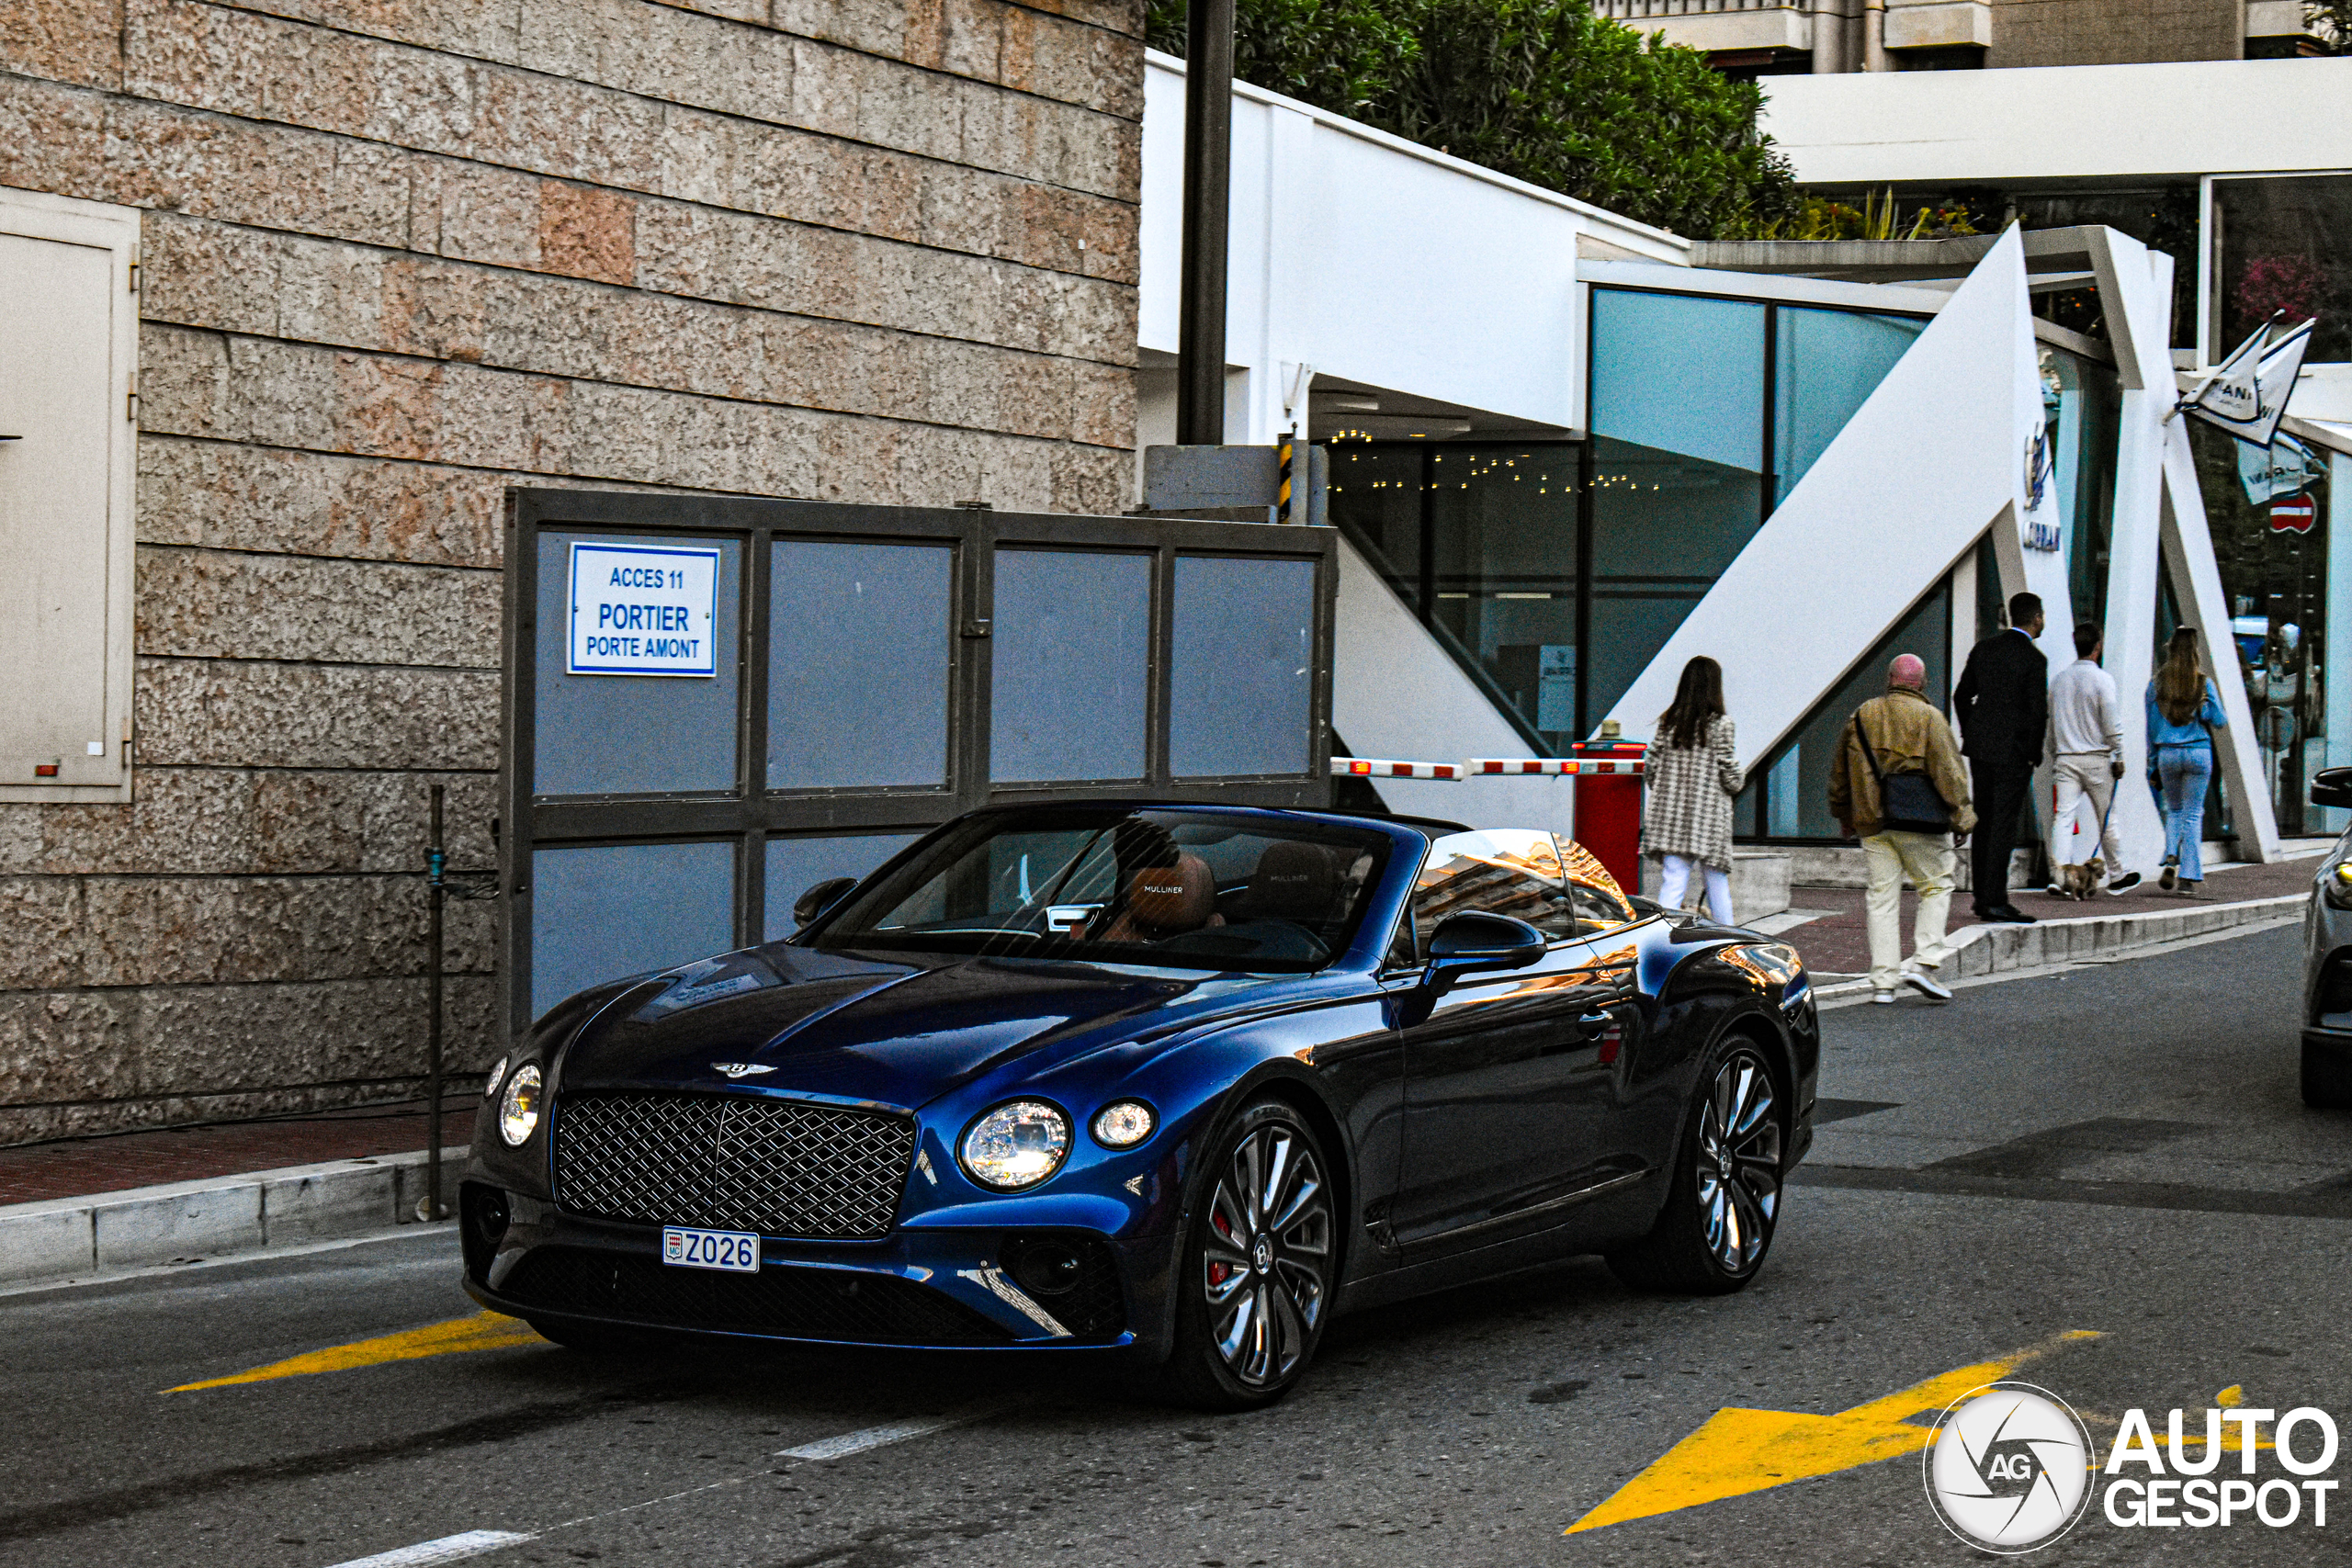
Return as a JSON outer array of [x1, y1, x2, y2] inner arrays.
[[1952, 592, 2049, 924]]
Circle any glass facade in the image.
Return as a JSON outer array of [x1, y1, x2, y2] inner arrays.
[[1326, 285, 1937, 813], [2211, 175, 2352, 366], [2045, 348, 2122, 629], [2190, 419, 2334, 836], [1734, 585, 1952, 840], [1773, 308, 1925, 504]]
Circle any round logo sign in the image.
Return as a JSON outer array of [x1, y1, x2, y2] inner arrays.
[[1922, 1382, 2095, 1553]]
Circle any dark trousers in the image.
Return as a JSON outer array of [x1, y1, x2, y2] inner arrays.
[[1969, 759, 2034, 912]]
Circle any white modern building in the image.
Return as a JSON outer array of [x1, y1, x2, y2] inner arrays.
[[1140, 51, 2346, 879], [1762, 56, 2352, 845]]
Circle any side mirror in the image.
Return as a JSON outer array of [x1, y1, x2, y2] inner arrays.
[[794, 876, 858, 927], [2315, 767, 2352, 810], [1423, 910, 1547, 995]]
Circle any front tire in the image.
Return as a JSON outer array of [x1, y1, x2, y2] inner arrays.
[[1159, 1100, 1336, 1411], [2304, 1039, 2352, 1109], [1608, 1036, 1784, 1294]]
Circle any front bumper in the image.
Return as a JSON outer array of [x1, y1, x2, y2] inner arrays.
[[460, 1182, 1177, 1354]]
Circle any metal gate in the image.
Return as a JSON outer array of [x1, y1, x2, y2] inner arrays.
[[499, 489, 1339, 1033]]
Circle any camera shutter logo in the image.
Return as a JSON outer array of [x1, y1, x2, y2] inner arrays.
[[1923, 1382, 2096, 1552]]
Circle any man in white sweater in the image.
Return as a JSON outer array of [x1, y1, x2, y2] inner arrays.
[[2045, 619, 2142, 895]]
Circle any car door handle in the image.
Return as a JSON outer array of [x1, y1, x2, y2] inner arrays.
[[1574, 1011, 1613, 1038]]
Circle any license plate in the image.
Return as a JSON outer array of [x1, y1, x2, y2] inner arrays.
[[662, 1225, 761, 1273]]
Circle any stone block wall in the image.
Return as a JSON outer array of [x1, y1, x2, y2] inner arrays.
[[0, 0, 1142, 1144], [1989, 0, 2244, 65]]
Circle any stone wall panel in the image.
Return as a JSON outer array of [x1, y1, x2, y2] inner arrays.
[[115, 1, 1136, 266], [0, 0, 126, 92], [6, 0, 1138, 1143], [0, 770, 260, 878], [137, 439, 509, 569], [74, 874, 432, 987], [143, 326, 1106, 508], [0, 766, 498, 879], [136, 547, 501, 666], [0, 77, 1133, 366], [132, 975, 495, 1095], [0, 990, 141, 1105], [134, 659, 499, 771], [0, 879, 88, 989]]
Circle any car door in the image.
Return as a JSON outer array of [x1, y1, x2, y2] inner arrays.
[[1386, 830, 1645, 1260]]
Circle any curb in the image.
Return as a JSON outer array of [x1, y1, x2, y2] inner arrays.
[[0, 1145, 467, 1290], [1814, 890, 2308, 997]]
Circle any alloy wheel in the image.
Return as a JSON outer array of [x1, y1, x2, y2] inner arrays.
[[1200, 1123, 1331, 1387], [1694, 1049, 1781, 1274]]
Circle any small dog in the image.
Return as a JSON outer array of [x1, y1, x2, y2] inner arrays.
[[2058, 855, 2105, 900]]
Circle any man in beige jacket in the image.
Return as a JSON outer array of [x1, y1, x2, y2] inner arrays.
[[1828, 654, 1978, 1004]]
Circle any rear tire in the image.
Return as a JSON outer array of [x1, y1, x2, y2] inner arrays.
[[1608, 1035, 1784, 1295], [2303, 1040, 2352, 1109], [1159, 1100, 1336, 1412]]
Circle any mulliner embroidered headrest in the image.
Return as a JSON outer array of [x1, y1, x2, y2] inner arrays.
[[1125, 852, 1216, 931], [1243, 841, 1337, 921]]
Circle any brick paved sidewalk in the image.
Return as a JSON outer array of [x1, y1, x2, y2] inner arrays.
[[1772, 850, 2322, 977], [0, 1097, 478, 1207]]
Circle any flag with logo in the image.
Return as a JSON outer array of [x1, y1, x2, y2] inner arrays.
[[2182, 317, 2315, 447]]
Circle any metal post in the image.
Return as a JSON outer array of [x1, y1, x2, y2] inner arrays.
[[1176, 0, 1234, 446], [425, 784, 446, 1223]]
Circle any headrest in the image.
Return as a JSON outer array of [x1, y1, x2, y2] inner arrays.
[[1126, 852, 1216, 931], [1244, 841, 1337, 921]]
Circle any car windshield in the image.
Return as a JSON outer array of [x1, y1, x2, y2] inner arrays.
[[808, 808, 1394, 973]]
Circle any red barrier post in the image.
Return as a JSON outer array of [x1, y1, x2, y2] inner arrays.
[[1569, 735, 1646, 893]]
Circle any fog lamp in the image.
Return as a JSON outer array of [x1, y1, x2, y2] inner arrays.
[[1091, 1100, 1156, 1148]]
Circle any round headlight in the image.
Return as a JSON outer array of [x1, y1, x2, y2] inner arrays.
[[498, 1064, 543, 1147], [959, 1100, 1070, 1190], [1091, 1100, 1155, 1148], [482, 1055, 509, 1100]]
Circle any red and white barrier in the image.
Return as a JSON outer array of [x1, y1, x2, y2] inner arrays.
[[1335, 756, 1644, 781], [1330, 757, 1464, 781]]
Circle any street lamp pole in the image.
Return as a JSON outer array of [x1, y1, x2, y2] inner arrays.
[[1175, 0, 1234, 446]]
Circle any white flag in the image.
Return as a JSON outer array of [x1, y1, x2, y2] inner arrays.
[[2183, 317, 2314, 447]]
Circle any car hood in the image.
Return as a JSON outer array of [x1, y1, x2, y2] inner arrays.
[[556, 943, 1227, 1109]]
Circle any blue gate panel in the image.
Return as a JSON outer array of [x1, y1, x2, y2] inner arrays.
[[763, 831, 923, 941], [989, 549, 1150, 783], [769, 541, 953, 792], [529, 840, 736, 1018], [533, 532, 742, 797], [1170, 556, 1317, 778]]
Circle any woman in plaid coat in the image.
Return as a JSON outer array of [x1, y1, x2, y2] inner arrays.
[[1639, 656, 1747, 921]]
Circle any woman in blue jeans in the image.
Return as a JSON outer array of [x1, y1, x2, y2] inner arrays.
[[2145, 626, 2228, 893]]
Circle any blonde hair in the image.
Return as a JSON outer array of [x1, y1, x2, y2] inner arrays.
[[2154, 627, 2204, 725]]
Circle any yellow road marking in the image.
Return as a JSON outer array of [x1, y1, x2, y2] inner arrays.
[[1566, 1328, 2102, 1534], [166, 1311, 545, 1393]]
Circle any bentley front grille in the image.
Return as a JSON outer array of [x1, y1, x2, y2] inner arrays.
[[554, 1091, 915, 1240]]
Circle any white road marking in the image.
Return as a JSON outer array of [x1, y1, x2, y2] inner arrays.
[[333, 1402, 1021, 1567], [322, 1531, 536, 1568], [777, 1401, 1016, 1461]]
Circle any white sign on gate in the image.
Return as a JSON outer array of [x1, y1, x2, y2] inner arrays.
[[567, 542, 720, 677]]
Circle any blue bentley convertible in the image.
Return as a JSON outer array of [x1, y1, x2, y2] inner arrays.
[[461, 804, 1817, 1408]]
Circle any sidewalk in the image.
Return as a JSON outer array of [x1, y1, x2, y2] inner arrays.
[[1761, 848, 2323, 977], [0, 1096, 478, 1207]]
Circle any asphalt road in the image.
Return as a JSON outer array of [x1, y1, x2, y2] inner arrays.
[[6, 922, 2349, 1568]]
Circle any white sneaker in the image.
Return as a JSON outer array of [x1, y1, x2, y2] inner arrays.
[[1900, 968, 1952, 1001], [1871, 989, 1896, 1004]]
